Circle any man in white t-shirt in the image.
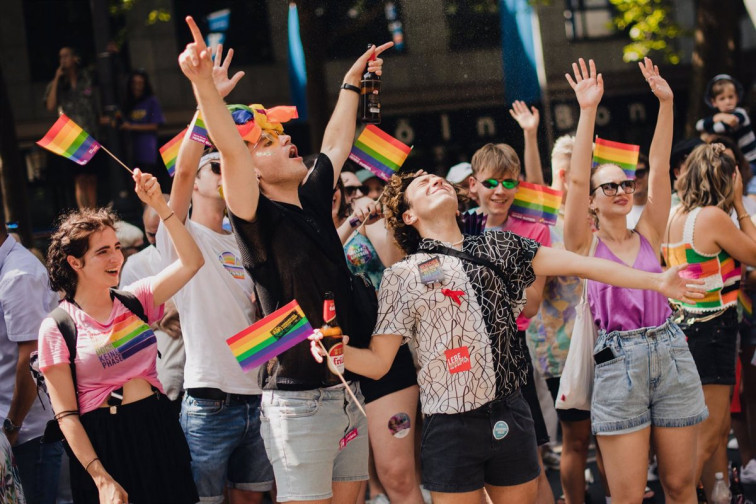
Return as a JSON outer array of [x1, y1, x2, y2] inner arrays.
[[0, 226, 61, 503], [156, 66, 272, 501], [120, 203, 186, 404]]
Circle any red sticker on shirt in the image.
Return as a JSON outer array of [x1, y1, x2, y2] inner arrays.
[[339, 428, 358, 450], [445, 347, 471, 374]]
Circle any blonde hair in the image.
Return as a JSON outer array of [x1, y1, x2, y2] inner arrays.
[[551, 135, 575, 162], [470, 143, 520, 178], [676, 143, 737, 213]]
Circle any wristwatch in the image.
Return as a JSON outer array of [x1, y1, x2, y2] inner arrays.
[[3, 418, 20, 434]]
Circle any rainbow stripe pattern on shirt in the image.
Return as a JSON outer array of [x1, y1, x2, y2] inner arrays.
[[509, 181, 562, 226], [592, 137, 640, 177], [36, 114, 101, 165], [226, 300, 313, 372], [95, 312, 157, 368], [348, 125, 412, 181], [662, 243, 741, 311], [159, 128, 187, 177], [219, 251, 246, 280]]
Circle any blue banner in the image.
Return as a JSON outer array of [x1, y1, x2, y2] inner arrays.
[[499, 0, 541, 104], [288, 3, 308, 121]]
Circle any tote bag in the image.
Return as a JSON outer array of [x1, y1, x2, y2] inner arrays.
[[555, 237, 598, 411]]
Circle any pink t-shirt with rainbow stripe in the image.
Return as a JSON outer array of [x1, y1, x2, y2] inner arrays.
[[38, 278, 164, 413]]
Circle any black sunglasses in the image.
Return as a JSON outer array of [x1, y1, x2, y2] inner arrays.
[[209, 162, 221, 175], [478, 178, 519, 190], [344, 185, 368, 196], [591, 180, 636, 196]]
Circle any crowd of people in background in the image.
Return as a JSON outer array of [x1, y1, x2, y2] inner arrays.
[[2, 13, 756, 504]]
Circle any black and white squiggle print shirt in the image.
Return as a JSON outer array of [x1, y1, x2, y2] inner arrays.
[[374, 231, 540, 415]]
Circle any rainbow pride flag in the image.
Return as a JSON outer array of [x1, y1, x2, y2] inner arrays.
[[95, 312, 157, 368], [592, 137, 640, 177], [190, 116, 213, 146], [36, 114, 101, 165], [226, 299, 313, 372], [348, 125, 412, 181], [159, 128, 187, 177], [510, 181, 563, 226]]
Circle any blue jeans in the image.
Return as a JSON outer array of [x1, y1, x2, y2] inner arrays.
[[12, 437, 63, 504], [180, 394, 273, 503]]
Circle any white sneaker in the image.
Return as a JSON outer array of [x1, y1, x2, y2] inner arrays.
[[420, 485, 433, 504], [647, 457, 659, 482], [728, 437, 740, 450], [741, 459, 756, 484]]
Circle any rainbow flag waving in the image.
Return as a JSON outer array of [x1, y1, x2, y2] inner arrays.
[[159, 128, 187, 177], [36, 114, 101, 165], [592, 137, 640, 177], [226, 299, 314, 372], [349, 125, 412, 181], [190, 116, 213, 146], [510, 181, 563, 226]]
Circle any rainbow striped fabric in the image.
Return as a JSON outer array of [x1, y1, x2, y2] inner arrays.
[[219, 251, 245, 280], [348, 125, 412, 181], [190, 116, 213, 146], [509, 181, 563, 226], [95, 312, 157, 368], [226, 300, 313, 372], [37, 114, 101, 165], [592, 137, 640, 177], [159, 128, 187, 177], [662, 243, 741, 312]]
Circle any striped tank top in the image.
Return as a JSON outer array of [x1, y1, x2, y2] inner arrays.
[[662, 207, 741, 313]]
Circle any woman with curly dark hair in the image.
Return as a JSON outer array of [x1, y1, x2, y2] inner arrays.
[[38, 170, 203, 503]]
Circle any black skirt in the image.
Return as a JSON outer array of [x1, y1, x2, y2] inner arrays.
[[69, 392, 198, 503]]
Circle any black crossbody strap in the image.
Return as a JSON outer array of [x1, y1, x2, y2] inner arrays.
[[50, 307, 79, 393], [420, 244, 508, 284], [109, 289, 148, 324]]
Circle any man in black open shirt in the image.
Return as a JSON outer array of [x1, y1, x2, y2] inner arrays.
[[178, 16, 392, 503]]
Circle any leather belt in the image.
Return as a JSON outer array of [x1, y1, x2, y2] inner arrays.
[[186, 387, 258, 403]]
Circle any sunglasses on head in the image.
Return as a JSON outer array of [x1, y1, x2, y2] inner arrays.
[[591, 180, 636, 196], [478, 178, 519, 190], [344, 185, 368, 196]]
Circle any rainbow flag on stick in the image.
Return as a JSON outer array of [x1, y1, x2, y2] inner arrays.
[[159, 128, 187, 177], [36, 114, 101, 165], [226, 299, 314, 372], [592, 137, 640, 177], [349, 125, 412, 181], [190, 116, 213, 146], [510, 181, 563, 226]]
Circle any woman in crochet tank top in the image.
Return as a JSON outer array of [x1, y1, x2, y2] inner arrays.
[[663, 142, 756, 499], [563, 58, 707, 504]]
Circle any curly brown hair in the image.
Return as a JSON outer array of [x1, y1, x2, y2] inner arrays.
[[47, 208, 118, 300]]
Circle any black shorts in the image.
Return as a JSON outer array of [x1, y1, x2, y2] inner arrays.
[[681, 308, 738, 385], [70, 393, 198, 503], [545, 377, 591, 422], [360, 343, 418, 403], [420, 391, 540, 492], [518, 331, 549, 445]]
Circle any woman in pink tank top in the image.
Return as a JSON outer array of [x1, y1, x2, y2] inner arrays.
[[563, 58, 707, 503], [38, 171, 204, 503], [664, 143, 756, 499]]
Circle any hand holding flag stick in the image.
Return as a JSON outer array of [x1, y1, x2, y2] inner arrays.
[[309, 332, 367, 417]]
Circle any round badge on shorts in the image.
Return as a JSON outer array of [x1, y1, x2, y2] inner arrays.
[[492, 420, 509, 440]]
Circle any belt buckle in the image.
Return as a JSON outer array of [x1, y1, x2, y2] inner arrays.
[[109, 405, 117, 415]]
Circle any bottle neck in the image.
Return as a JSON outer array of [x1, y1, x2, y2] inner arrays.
[[323, 299, 336, 324]]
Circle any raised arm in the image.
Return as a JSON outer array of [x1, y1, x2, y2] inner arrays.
[[510, 100, 544, 185], [532, 245, 704, 303], [635, 58, 673, 248], [309, 331, 403, 380], [133, 170, 203, 305], [563, 58, 603, 255], [178, 17, 259, 221], [45, 66, 63, 112], [321, 42, 393, 185]]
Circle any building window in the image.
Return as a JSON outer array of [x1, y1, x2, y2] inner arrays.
[[316, 1, 407, 60], [174, 1, 274, 65], [444, 0, 500, 51], [564, 0, 616, 40]]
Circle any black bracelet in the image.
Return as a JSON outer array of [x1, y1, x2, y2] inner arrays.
[[340, 83, 360, 94]]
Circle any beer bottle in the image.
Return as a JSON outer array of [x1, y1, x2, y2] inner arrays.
[[360, 44, 381, 124], [696, 481, 708, 504], [321, 292, 344, 385]]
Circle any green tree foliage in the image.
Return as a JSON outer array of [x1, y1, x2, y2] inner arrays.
[[609, 0, 684, 63]]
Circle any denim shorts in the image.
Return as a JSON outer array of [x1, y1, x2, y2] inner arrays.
[[681, 308, 738, 385], [591, 318, 708, 435], [259, 383, 369, 502], [180, 394, 274, 502], [420, 391, 540, 492]]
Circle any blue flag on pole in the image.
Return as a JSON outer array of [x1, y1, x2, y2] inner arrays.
[[499, 0, 542, 104], [288, 3, 308, 121]]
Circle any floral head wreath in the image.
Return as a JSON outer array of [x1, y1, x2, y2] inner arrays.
[[226, 104, 299, 144]]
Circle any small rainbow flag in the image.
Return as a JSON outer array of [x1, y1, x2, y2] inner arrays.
[[190, 116, 213, 146], [159, 128, 187, 177], [226, 299, 314, 372], [348, 125, 412, 181], [592, 137, 640, 177], [36, 114, 101, 165], [510, 181, 563, 226]]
